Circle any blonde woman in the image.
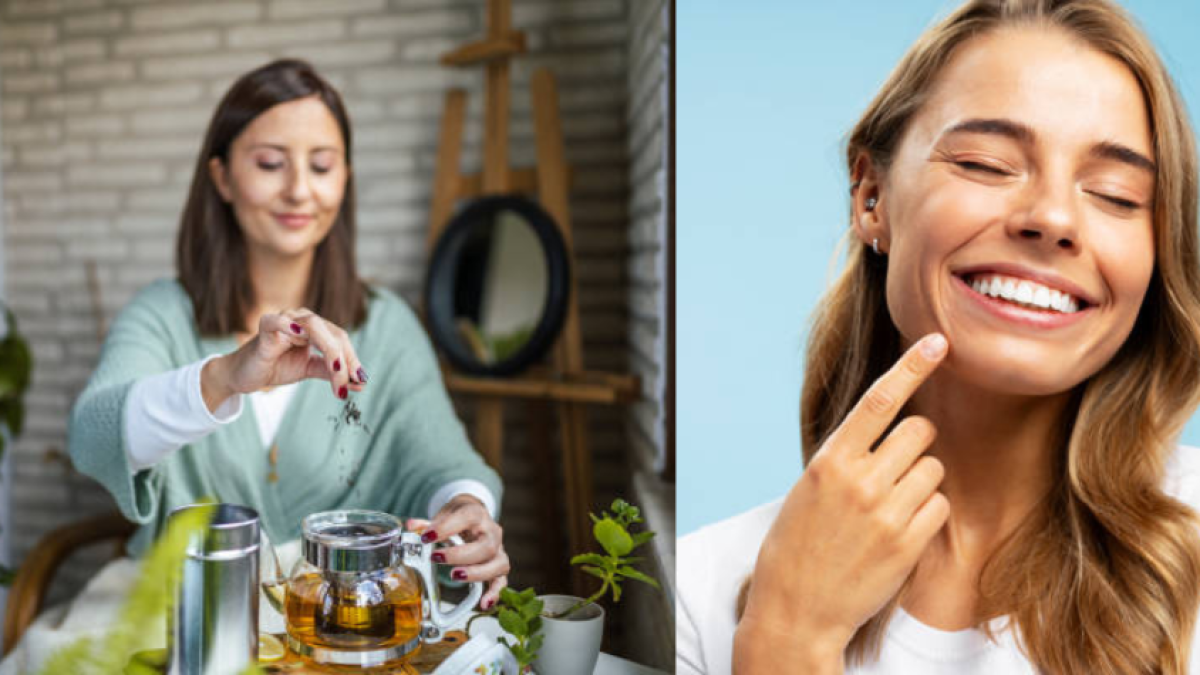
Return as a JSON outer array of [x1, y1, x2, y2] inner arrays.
[[677, 1, 1200, 673]]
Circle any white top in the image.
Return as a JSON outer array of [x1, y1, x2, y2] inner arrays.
[[121, 355, 497, 518], [676, 445, 1200, 674], [249, 381, 299, 447]]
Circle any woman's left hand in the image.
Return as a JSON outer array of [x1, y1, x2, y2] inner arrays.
[[408, 495, 509, 610]]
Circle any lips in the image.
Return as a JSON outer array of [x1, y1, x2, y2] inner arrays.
[[953, 263, 1098, 311], [951, 264, 1098, 330], [273, 213, 313, 229], [963, 272, 1081, 313]]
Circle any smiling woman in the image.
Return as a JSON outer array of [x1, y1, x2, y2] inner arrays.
[[857, 24, 1160, 397], [677, 1, 1200, 674], [81, 60, 511, 604]]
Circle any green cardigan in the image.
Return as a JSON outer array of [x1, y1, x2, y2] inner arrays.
[[68, 279, 501, 555]]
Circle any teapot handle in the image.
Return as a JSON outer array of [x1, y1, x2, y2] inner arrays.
[[400, 532, 484, 643]]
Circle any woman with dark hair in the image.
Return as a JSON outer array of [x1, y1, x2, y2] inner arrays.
[[62, 58, 506, 612], [678, 1, 1200, 674]]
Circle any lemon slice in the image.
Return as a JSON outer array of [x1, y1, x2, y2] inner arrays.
[[259, 633, 286, 663]]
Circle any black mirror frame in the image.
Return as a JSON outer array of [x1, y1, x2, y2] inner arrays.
[[424, 195, 571, 377]]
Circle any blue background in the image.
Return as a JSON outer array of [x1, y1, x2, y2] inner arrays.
[[677, 1, 1200, 536]]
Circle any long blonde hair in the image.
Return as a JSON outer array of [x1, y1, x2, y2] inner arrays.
[[743, 1, 1200, 672]]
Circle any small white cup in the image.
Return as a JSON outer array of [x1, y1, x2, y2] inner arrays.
[[431, 633, 519, 675]]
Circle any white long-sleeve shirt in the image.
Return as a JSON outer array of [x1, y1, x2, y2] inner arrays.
[[121, 356, 497, 519]]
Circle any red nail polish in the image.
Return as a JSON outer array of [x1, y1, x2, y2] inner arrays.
[[452, 569, 467, 581], [432, 552, 446, 563], [357, 367, 367, 383], [482, 598, 494, 610], [333, 359, 341, 372], [291, 323, 302, 334], [421, 530, 438, 544], [338, 386, 348, 399]]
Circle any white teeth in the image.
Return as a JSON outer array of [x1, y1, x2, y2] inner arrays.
[[1016, 281, 1034, 304], [966, 273, 1081, 314], [1032, 286, 1051, 309]]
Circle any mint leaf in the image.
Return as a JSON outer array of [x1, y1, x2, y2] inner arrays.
[[617, 567, 661, 589], [570, 553, 607, 567], [498, 608, 527, 636], [594, 517, 633, 557], [580, 565, 607, 580]]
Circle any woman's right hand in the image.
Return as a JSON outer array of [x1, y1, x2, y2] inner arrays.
[[733, 333, 951, 675], [201, 309, 367, 411]]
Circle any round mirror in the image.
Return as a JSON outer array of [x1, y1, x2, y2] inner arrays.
[[424, 195, 570, 377]]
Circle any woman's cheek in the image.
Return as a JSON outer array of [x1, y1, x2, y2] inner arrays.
[[313, 176, 347, 223], [232, 166, 283, 207]]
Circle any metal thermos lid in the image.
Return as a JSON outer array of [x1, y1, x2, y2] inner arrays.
[[169, 503, 261, 560]]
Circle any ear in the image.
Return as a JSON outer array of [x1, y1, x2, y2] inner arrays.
[[208, 156, 233, 203], [850, 151, 889, 255]]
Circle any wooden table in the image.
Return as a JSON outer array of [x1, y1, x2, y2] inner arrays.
[[260, 630, 467, 674], [259, 624, 667, 674]]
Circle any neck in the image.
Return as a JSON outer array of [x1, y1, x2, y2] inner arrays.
[[907, 371, 1071, 563], [243, 246, 313, 335]]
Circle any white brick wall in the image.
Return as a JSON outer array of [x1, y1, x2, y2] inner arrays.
[[620, 0, 672, 669], [0, 0, 643, 619]]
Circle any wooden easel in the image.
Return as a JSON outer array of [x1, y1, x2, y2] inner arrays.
[[426, 0, 638, 594]]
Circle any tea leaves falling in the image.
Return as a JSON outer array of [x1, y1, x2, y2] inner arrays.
[[330, 397, 372, 436], [328, 397, 371, 492]]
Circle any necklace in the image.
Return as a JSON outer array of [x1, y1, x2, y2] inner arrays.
[[267, 443, 279, 484]]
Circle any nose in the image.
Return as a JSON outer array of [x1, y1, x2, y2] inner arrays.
[[285, 164, 312, 204], [1007, 177, 1080, 252]]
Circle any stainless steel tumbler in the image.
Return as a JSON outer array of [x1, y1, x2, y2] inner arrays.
[[167, 503, 260, 675]]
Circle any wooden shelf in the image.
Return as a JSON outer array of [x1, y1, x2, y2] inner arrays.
[[444, 367, 640, 405], [440, 32, 526, 67]]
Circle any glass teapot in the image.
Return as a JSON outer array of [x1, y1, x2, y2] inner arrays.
[[263, 509, 482, 669]]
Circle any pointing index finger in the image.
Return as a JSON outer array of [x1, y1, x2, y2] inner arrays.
[[830, 333, 947, 455]]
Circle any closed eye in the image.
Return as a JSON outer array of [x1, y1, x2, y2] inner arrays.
[[1095, 193, 1141, 210], [955, 160, 1010, 176], [257, 161, 284, 171]]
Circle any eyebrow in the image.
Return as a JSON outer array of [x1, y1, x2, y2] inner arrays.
[[943, 117, 1156, 175], [1092, 140, 1156, 174], [247, 143, 341, 154]]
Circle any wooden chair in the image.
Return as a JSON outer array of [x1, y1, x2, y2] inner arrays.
[[2, 512, 135, 654]]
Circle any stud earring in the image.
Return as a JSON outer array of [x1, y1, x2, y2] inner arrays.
[[865, 196, 878, 211]]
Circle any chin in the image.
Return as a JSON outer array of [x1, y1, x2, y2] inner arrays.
[[945, 340, 1099, 398], [266, 230, 322, 256]]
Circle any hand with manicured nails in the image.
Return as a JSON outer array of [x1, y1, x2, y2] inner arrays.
[[407, 494, 510, 611], [200, 309, 368, 411], [733, 334, 951, 675]]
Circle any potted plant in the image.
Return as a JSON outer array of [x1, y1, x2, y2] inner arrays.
[[469, 499, 660, 674], [0, 306, 32, 592]]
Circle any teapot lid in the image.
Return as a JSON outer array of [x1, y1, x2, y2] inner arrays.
[[301, 510, 402, 573]]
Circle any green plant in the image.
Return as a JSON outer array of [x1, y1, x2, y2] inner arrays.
[[468, 499, 661, 667], [557, 498, 660, 618], [37, 501, 268, 675], [0, 306, 31, 586], [0, 307, 32, 457], [466, 587, 544, 672]]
